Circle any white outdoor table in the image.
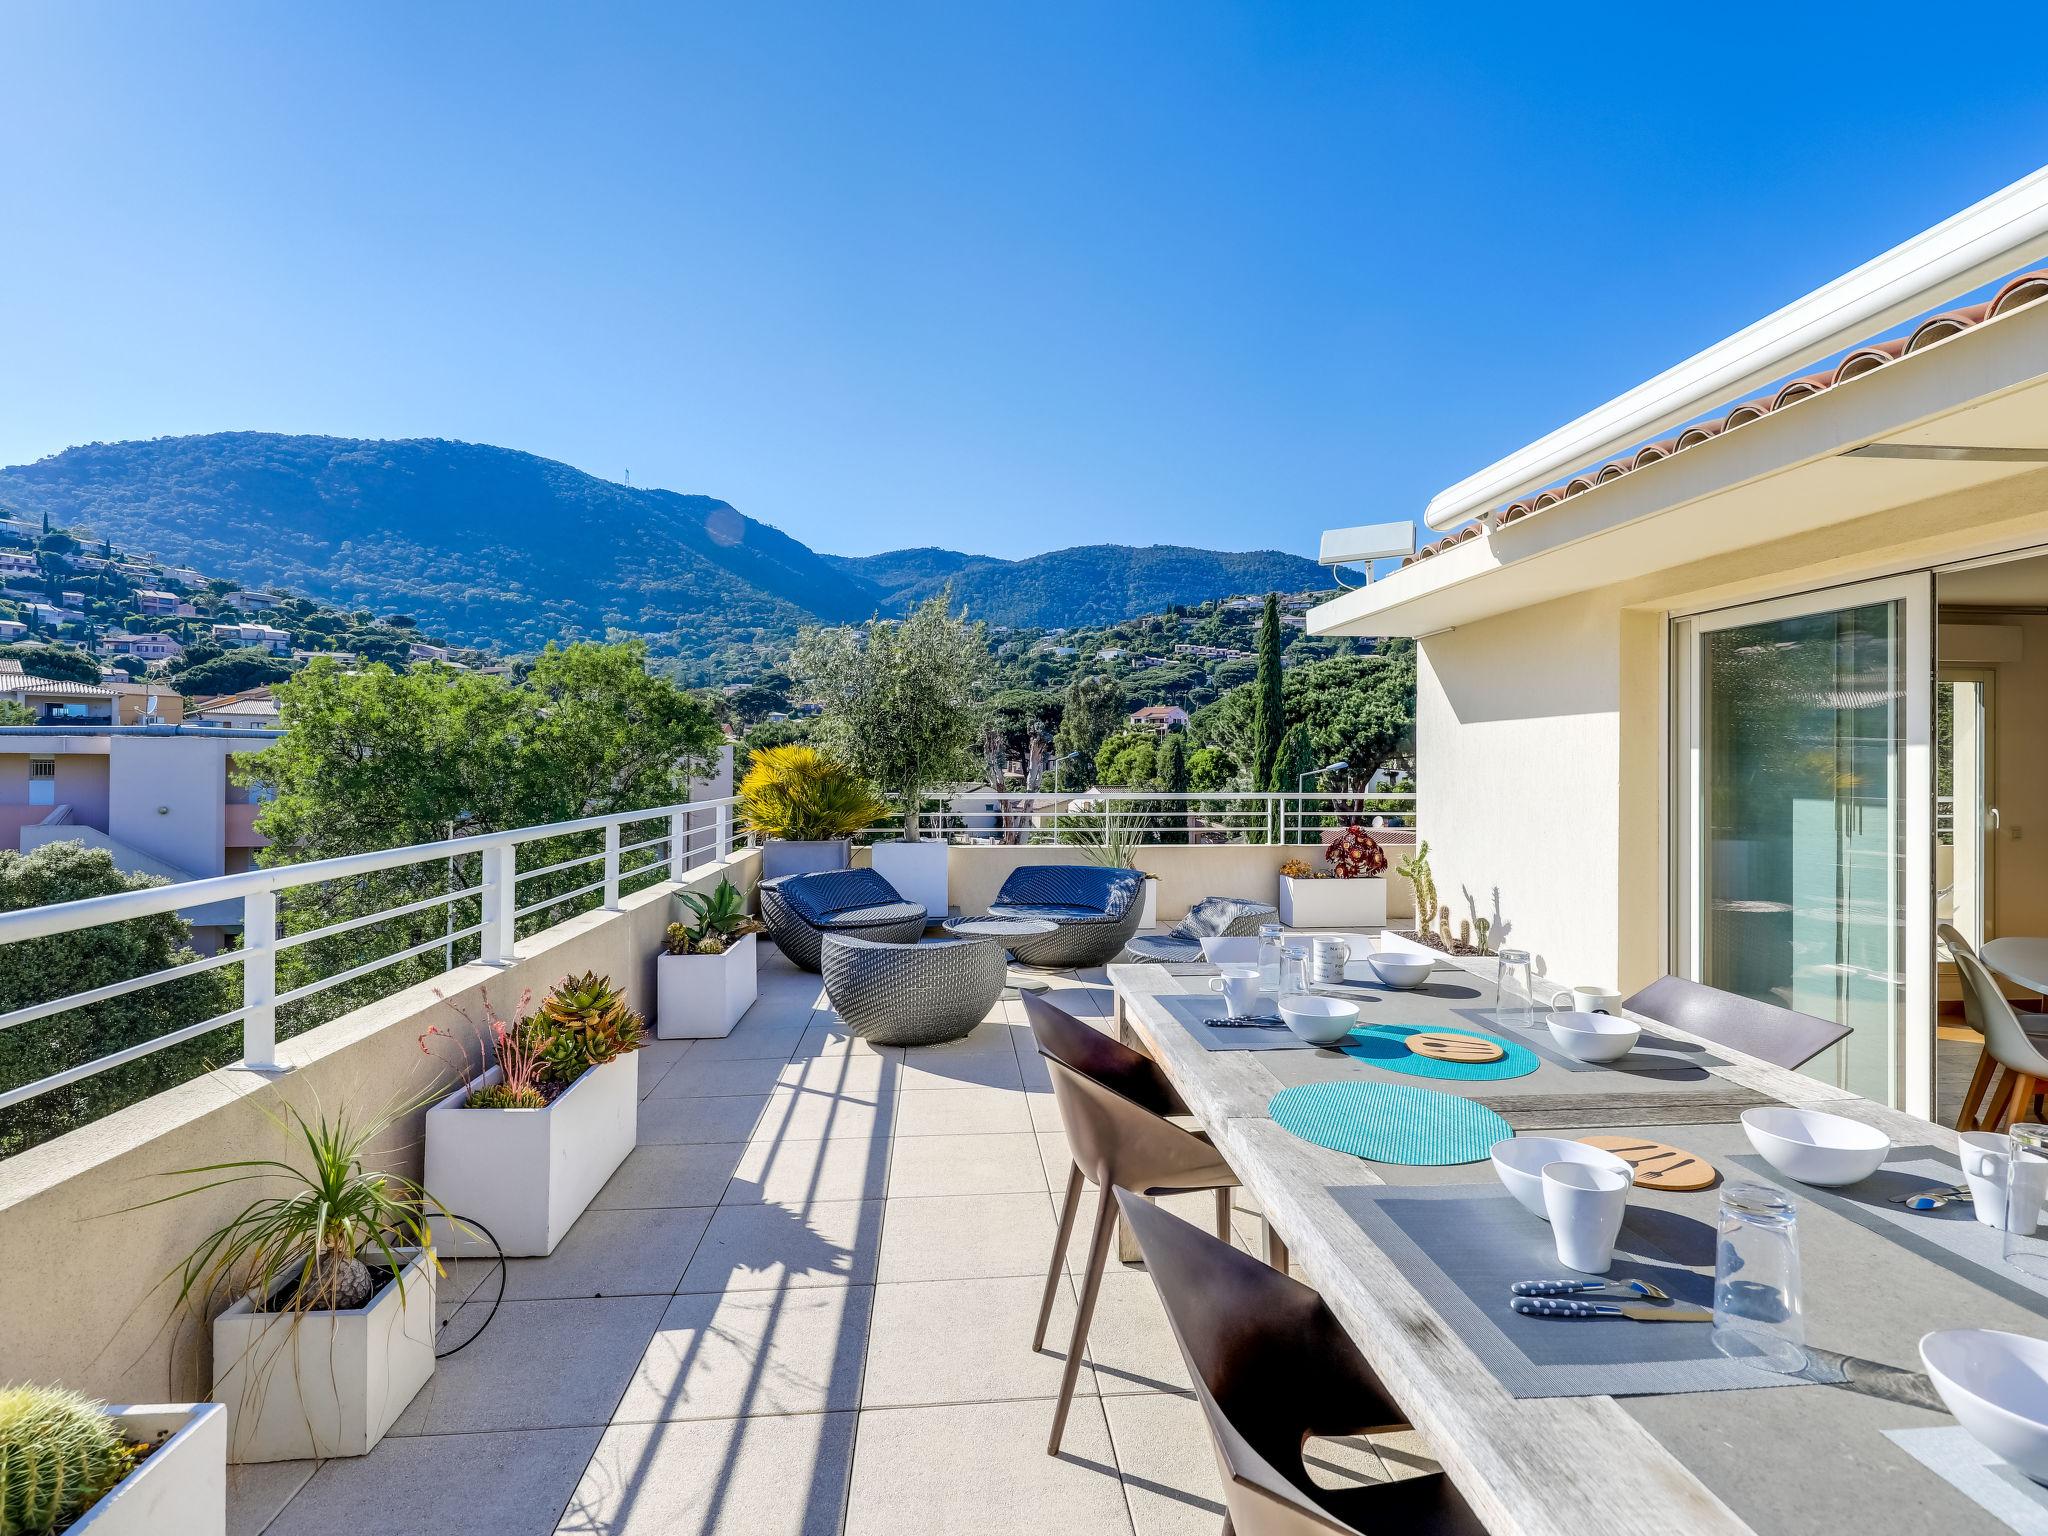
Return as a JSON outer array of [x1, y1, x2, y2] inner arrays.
[[1984, 935, 2048, 995], [1106, 957, 2025, 1536]]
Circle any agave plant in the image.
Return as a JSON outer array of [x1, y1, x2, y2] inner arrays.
[[666, 878, 764, 955], [135, 1092, 451, 1317], [737, 745, 887, 843], [533, 971, 643, 1083], [0, 1384, 134, 1534]]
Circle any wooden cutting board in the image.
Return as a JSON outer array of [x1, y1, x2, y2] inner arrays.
[[1405, 1032, 1506, 1064], [1576, 1135, 1718, 1191]]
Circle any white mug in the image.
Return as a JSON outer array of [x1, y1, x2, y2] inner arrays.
[[1542, 1161, 1631, 1274], [1209, 964, 1264, 1016], [1312, 937, 1351, 985], [1961, 1130, 2016, 1229], [1573, 985, 1622, 1016]]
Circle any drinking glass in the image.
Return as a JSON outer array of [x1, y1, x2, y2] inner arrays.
[[2003, 1124, 2048, 1278], [1495, 948, 1535, 1029], [1257, 922, 1284, 998], [1711, 1182, 1805, 1374], [1277, 944, 1312, 1010]]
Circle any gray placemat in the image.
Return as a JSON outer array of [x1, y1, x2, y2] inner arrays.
[[1333, 1184, 1806, 1398], [1888, 1426, 2048, 1533], [1158, 993, 1319, 1051]]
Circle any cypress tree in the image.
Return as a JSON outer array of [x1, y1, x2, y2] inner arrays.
[[1156, 731, 1189, 845], [1252, 592, 1285, 790]]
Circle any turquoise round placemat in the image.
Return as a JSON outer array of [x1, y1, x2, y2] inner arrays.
[[1268, 1081, 1513, 1165], [1339, 1023, 1538, 1082]]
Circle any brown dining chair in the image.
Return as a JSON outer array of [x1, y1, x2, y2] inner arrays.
[[1620, 975, 1851, 1072], [1023, 989, 1240, 1456], [1115, 1189, 1487, 1536], [1943, 923, 2048, 1132]]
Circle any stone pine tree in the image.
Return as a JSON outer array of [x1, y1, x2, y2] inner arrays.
[[1251, 592, 1285, 790]]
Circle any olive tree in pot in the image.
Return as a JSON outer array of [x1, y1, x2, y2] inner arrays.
[[791, 589, 992, 919], [0, 1385, 226, 1535], [739, 744, 888, 881], [140, 1095, 454, 1464], [658, 878, 764, 1039], [423, 973, 644, 1260]]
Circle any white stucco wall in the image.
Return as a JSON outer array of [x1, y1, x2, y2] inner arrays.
[[105, 734, 234, 878]]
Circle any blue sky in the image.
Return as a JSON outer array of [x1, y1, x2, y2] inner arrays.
[[2, 4, 2044, 563]]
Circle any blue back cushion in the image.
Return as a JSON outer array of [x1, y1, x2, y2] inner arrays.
[[781, 868, 904, 923], [994, 864, 1143, 919]]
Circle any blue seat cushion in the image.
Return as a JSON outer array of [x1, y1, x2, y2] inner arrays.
[[991, 864, 1143, 920], [821, 901, 930, 930], [990, 902, 1121, 928], [774, 868, 909, 924]]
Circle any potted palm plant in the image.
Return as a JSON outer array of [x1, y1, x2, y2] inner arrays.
[[1277, 824, 1389, 928], [0, 1386, 225, 1534], [739, 744, 888, 881], [790, 591, 992, 918], [423, 974, 643, 1260], [143, 1095, 449, 1464], [658, 878, 764, 1038]]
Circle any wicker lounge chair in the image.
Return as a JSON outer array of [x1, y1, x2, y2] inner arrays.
[[821, 933, 1007, 1045], [1121, 894, 1278, 963], [758, 868, 929, 972], [987, 864, 1145, 969]]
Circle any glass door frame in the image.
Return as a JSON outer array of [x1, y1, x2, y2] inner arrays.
[[1671, 572, 1934, 1117]]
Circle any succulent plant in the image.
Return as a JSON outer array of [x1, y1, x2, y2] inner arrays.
[[0, 1384, 134, 1533], [667, 879, 763, 956], [1325, 825, 1387, 879], [535, 972, 644, 1083], [466, 1082, 547, 1110]]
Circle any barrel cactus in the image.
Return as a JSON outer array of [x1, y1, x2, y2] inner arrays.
[[0, 1384, 132, 1534]]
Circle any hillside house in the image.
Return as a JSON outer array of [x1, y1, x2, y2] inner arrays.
[[1126, 704, 1189, 734]]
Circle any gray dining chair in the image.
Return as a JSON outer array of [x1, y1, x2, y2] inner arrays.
[[1023, 989, 1240, 1456], [1619, 975, 1850, 1072], [1943, 923, 2048, 1132], [1115, 1189, 1487, 1536]]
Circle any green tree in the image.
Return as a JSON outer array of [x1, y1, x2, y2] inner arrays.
[[1094, 730, 1161, 788], [1155, 732, 1190, 844], [1187, 745, 1233, 792], [1053, 674, 1125, 782], [1188, 642, 1416, 796], [172, 648, 294, 697], [1251, 592, 1284, 790], [0, 843, 239, 1156], [0, 700, 34, 725], [244, 642, 721, 1033], [790, 591, 992, 837], [1278, 722, 1316, 794], [0, 644, 100, 684]]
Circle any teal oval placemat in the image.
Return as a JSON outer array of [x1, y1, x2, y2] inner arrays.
[[1340, 1023, 1538, 1082], [1268, 1081, 1513, 1165]]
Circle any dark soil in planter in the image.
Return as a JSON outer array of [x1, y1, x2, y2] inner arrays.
[[260, 1259, 407, 1315], [1403, 929, 1488, 958]]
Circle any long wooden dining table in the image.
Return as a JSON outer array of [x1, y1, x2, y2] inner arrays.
[[1105, 953, 2044, 1536]]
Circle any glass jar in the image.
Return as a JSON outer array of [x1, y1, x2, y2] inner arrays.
[[1711, 1182, 1805, 1374], [2002, 1124, 2048, 1278], [1495, 948, 1535, 1029]]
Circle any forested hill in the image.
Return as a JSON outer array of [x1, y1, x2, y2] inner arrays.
[[0, 434, 1329, 679]]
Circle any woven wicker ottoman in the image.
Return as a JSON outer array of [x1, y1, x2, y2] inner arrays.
[[821, 933, 1007, 1046]]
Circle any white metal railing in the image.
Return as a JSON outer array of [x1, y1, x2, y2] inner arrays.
[[911, 789, 1416, 848], [0, 797, 738, 1115]]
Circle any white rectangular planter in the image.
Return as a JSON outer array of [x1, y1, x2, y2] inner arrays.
[[1278, 875, 1387, 930], [73, 1403, 226, 1535], [213, 1249, 435, 1464], [657, 932, 757, 1038], [869, 837, 949, 919], [425, 1050, 638, 1258]]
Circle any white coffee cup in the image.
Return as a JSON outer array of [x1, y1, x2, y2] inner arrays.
[[1541, 1161, 1631, 1274], [1572, 985, 1622, 1016], [1209, 964, 1264, 1016], [1312, 937, 1351, 985], [1961, 1130, 2016, 1229]]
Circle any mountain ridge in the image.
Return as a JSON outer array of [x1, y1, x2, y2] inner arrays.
[[0, 433, 1329, 679]]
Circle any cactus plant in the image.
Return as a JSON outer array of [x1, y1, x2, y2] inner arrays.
[[1474, 916, 1491, 954], [1458, 917, 1471, 949], [1437, 904, 1451, 945], [535, 972, 644, 1084], [1393, 842, 1435, 939], [0, 1384, 134, 1533]]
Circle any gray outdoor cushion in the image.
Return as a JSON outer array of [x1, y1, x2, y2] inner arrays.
[[1170, 896, 1277, 941]]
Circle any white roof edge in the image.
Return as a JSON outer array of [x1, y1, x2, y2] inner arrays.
[[1422, 163, 2048, 530]]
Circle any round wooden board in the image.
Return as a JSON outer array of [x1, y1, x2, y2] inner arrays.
[[1576, 1135, 1718, 1191], [1406, 1032, 1505, 1064]]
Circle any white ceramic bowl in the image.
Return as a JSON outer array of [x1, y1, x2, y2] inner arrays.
[[1366, 953, 1435, 990], [1545, 1011, 1641, 1063], [1278, 995, 1359, 1046], [1740, 1106, 1889, 1187], [1490, 1137, 1634, 1219], [1922, 1329, 2048, 1484], [1198, 936, 1261, 965]]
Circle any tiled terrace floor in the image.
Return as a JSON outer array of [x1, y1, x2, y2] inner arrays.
[[231, 940, 1437, 1535]]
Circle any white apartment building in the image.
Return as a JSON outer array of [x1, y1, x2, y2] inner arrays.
[[210, 621, 292, 654]]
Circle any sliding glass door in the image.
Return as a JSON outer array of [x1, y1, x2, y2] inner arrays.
[[1674, 576, 1932, 1113]]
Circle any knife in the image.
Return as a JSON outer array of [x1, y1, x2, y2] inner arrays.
[[1510, 1297, 1712, 1322]]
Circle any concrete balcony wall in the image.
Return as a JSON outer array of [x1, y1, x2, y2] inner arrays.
[[0, 847, 760, 1404]]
